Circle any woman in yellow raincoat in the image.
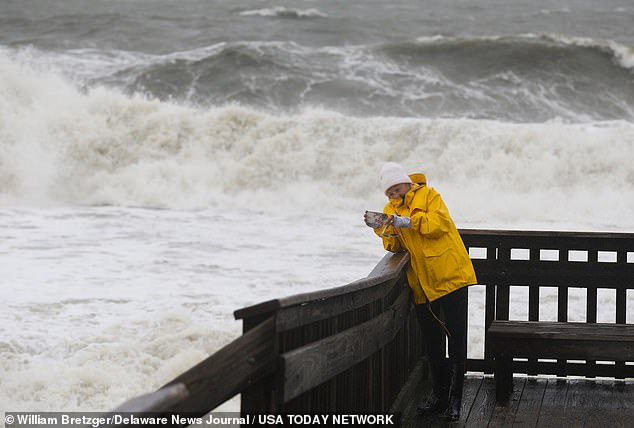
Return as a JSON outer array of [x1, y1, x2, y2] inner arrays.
[[364, 162, 477, 422]]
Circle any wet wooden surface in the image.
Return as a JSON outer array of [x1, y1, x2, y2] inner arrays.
[[402, 374, 634, 427]]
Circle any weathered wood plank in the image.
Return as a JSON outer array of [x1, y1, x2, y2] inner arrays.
[[274, 275, 401, 332], [453, 376, 634, 428], [463, 376, 496, 428], [582, 381, 622, 428], [512, 377, 546, 426], [281, 287, 412, 402], [488, 376, 525, 426], [562, 379, 601, 427], [162, 316, 277, 414], [459, 228, 634, 250], [587, 286, 598, 323], [535, 377, 569, 428], [584, 316, 598, 377], [612, 381, 634, 428], [508, 360, 634, 378], [556, 286, 569, 375], [557, 286, 568, 322], [484, 284, 496, 361], [458, 375, 483, 425], [111, 383, 189, 413], [491, 262, 633, 287], [367, 251, 410, 279], [528, 285, 540, 322], [495, 246, 511, 321], [616, 288, 627, 324], [489, 321, 634, 341], [527, 281, 540, 376]]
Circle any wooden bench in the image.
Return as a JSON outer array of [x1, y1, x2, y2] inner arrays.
[[487, 320, 634, 403]]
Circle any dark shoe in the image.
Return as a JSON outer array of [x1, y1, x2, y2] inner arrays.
[[416, 391, 447, 414], [442, 395, 461, 421], [442, 363, 465, 421], [417, 356, 449, 414]]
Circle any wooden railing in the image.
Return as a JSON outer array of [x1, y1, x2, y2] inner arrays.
[[460, 229, 634, 378], [232, 250, 420, 414], [109, 229, 634, 422]]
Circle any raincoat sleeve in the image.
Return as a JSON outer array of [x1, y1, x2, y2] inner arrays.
[[409, 188, 453, 238]]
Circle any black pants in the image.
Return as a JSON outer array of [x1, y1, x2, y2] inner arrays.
[[415, 286, 468, 365]]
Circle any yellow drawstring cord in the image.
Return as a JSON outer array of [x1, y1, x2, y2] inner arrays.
[[427, 301, 451, 338]]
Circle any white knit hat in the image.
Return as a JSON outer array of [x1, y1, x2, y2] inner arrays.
[[380, 162, 412, 194]]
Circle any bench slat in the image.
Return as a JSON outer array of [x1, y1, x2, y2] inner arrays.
[[489, 321, 634, 343], [488, 320, 634, 404]]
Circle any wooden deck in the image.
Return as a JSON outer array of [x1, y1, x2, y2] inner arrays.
[[403, 374, 634, 427]]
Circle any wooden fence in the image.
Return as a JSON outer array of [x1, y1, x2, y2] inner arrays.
[[233, 249, 419, 414], [110, 229, 634, 422], [461, 229, 634, 378]]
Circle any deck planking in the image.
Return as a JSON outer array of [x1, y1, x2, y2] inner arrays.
[[401, 375, 634, 427]]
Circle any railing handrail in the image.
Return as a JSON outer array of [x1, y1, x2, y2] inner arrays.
[[460, 228, 634, 252], [159, 315, 277, 413], [459, 228, 634, 239]]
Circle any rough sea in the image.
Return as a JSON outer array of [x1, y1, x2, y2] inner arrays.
[[1, 0, 633, 416]]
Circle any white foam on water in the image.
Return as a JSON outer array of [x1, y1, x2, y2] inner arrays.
[[1, 55, 632, 230], [239, 7, 328, 18], [1, 48, 633, 419], [0, 207, 386, 415]]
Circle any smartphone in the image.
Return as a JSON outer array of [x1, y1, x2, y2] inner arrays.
[[365, 211, 389, 228]]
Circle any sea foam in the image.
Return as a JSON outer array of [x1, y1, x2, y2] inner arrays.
[[1, 52, 633, 230]]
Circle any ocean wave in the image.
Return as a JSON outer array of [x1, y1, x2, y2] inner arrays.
[[97, 37, 634, 121], [2, 32, 633, 123], [239, 7, 327, 19], [537, 33, 634, 71], [413, 33, 634, 72], [1, 58, 633, 230]]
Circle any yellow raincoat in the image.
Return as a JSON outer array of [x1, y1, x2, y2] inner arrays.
[[375, 172, 477, 304]]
